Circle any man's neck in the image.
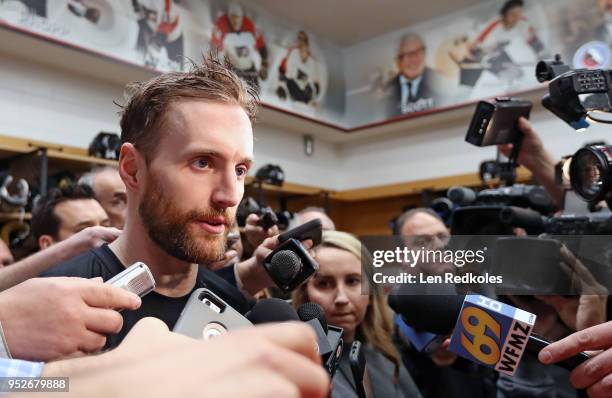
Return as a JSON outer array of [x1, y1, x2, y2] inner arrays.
[[401, 73, 422, 83], [108, 218, 198, 298]]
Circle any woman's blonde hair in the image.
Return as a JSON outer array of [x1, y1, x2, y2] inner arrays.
[[292, 230, 401, 379]]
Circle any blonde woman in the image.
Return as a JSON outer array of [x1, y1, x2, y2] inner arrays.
[[293, 230, 422, 398]]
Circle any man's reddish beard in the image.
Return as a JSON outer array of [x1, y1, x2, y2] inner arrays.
[[139, 175, 233, 265]]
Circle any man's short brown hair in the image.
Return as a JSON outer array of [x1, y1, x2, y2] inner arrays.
[[119, 54, 258, 161]]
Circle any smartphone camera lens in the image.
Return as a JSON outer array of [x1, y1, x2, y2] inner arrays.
[[203, 322, 227, 340]]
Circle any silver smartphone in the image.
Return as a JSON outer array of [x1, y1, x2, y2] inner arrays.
[[173, 288, 252, 340], [106, 262, 156, 298]]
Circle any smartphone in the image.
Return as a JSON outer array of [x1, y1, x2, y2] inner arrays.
[[173, 288, 252, 340], [278, 218, 322, 246], [106, 262, 155, 298]]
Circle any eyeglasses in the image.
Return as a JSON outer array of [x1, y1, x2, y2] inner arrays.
[[398, 47, 425, 60], [404, 233, 451, 249]]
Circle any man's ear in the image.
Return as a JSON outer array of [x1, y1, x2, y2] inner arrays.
[[118, 143, 143, 192], [38, 235, 55, 250]]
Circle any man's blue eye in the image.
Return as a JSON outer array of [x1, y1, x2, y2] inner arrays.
[[194, 159, 209, 169]]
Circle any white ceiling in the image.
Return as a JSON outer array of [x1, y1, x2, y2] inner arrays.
[[250, 0, 485, 47]]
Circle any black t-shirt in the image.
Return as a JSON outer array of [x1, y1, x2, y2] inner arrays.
[[43, 245, 250, 349]]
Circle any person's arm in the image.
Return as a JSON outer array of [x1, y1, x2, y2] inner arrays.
[[244, 213, 278, 249], [539, 321, 612, 398], [535, 245, 608, 333], [233, 236, 278, 296], [0, 226, 120, 291], [499, 117, 564, 208], [42, 317, 186, 378], [285, 50, 298, 81], [40, 318, 330, 398], [0, 277, 140, 362]]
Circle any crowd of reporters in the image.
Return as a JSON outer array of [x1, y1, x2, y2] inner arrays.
[[1, 57, 612, 398]]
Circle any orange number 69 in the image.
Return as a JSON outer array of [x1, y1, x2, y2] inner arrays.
[[460, 306, 501, 365]]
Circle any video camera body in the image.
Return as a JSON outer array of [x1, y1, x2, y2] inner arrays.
[[537, 55, 612, 130], [417, 56, 612, 296], [537, 56, 612, 210], [500, 206, 612, 236], [447, 185, 555, 235], [454, 55, 612, 236]]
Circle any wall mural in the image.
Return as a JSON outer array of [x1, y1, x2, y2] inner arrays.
[[344, 0, 608, 126], [0, 0, 610, 129], [0, 0, 345, 124]]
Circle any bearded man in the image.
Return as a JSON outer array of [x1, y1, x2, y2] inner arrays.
[[45, 55, 280, 348]]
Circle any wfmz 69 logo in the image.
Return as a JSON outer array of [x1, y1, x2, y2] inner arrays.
[[459, 305, 501, 365], [450, 296, 534, 375]]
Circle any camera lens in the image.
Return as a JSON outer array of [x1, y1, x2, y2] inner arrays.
[[203, 322, 227, 340], [569, 145, 612, 201]]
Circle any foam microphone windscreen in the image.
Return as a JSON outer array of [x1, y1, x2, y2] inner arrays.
[[246, 298, 299, 324], [297, 302, 328, 333], [269, 250, 302, 283], [387, 293, 465, 335]]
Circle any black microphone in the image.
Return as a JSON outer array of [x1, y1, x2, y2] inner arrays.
[[297, 302, 333, 358], [297, 302, 343, 377], [246, 298, 300, 324], [388, 293, 590, 371], [388, 293, 463, 335], [268, 250, 303, 285], [297, 302, 328, 332], [263, 238, 319, 292]]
